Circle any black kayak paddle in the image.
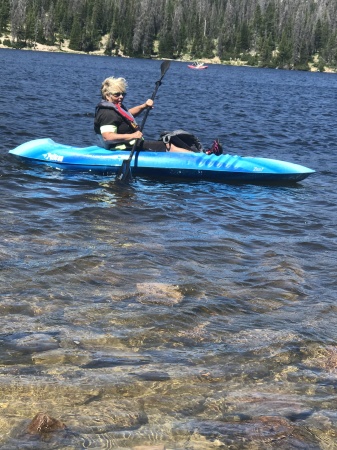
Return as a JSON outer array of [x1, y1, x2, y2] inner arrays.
[[116, 60, 171, 183]]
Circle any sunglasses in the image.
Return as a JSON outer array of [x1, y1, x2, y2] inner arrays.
[[111, 92, 127, 97]]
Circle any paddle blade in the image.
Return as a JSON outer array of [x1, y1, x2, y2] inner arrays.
[[160, 60, 171, 77], [116, 159, 133, 183]]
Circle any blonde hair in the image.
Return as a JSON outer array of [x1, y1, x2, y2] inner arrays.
[[101, 77, 127, 99]]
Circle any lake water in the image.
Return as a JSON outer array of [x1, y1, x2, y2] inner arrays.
[[1, 48, 337, 449]]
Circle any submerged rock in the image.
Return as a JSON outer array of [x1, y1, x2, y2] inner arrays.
[[130, 371, 171, 381], [5, 332, 59, 354], [27, 412, 65, 435], [136, 282, 183, 305]]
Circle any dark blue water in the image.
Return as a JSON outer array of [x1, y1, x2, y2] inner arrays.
[[1, 48, 337, 449]]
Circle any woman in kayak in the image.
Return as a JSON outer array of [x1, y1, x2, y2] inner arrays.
[[94, 76, 194, 152]]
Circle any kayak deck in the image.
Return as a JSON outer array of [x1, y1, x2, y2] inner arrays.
[[9, 138, 315, 185]]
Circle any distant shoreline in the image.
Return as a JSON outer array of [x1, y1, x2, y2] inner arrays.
[[1, 41, 336, 73]]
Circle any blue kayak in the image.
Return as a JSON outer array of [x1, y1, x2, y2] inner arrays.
[[9, 138, 315, 184]]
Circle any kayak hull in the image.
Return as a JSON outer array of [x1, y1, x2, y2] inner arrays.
[[9, 138, 315, 185]]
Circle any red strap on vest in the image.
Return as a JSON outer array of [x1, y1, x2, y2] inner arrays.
[[115, 104, 139, 130]]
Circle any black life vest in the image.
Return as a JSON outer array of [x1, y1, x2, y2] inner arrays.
[[94, 100, 139, 135]]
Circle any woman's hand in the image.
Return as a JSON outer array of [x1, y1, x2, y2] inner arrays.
[[129, 99, 154, 117], [132, 130, 143, 139], [145, 99, 154, 108]]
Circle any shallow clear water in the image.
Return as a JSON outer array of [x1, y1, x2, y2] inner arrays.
[[1, 48, 337, 449]]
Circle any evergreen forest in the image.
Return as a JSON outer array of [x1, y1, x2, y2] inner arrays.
[[1, 0, 337, 71]]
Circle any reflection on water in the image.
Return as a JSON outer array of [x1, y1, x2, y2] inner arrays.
[[1, 49, 337, 449]]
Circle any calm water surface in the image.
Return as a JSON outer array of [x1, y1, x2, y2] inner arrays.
[[1, 48, 337, 449]]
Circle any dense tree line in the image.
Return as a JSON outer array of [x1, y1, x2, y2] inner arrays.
[[1, 0, 337, 70]]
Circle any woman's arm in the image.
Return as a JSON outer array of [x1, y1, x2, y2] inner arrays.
[[129, 99, 153, 117], [101, 130, 143, 143]]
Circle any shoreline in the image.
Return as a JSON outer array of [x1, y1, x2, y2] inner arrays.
[[1, 41, 336, 73]]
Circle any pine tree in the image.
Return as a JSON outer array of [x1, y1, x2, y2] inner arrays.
[[10, 0, 27, 44], [0, 0, 10, 33], [314, 18, 323, 52], [25, 2, 37, 44], [260, 33, 274, 67], [158, 0, 175, 58], [276, 28, 293, 67], [69, 15, 82, 51], [190, 22, 205, 59], [240, 21, 250, 51]]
